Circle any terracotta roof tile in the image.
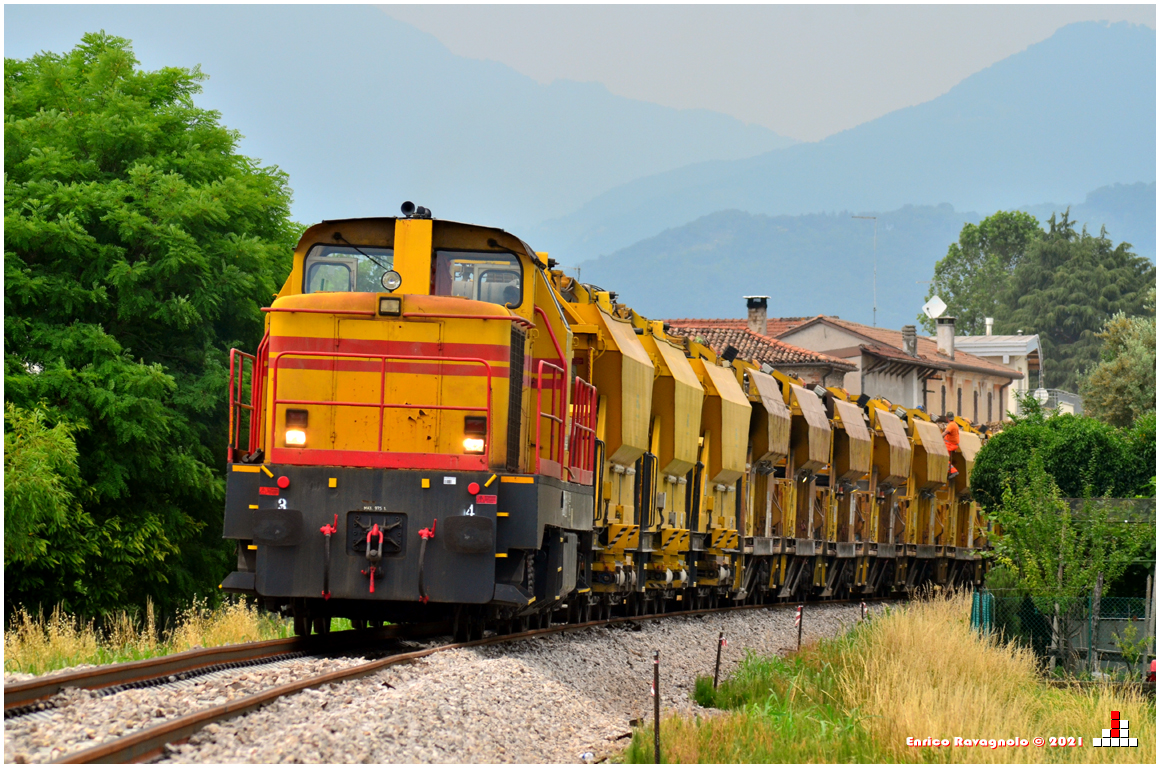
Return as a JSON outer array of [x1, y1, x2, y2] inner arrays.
[[787, 317, 1023, 379], [666, 325, 856, 371]]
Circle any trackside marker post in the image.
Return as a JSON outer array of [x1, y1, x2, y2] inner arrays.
[[713, 630, 725, 689], [653, 650, 661, 764], [796, 604, 803, 651]]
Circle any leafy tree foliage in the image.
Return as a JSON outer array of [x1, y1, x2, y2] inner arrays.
[[920, 210, 1042, 334], [999, 213, 1154, 391], [971, 405, 1154, 511], [1079, 290, 1156, 427], [3, 404, 96, 570], [4, 33, 299, 616], [923, 210, 1155, 390], [987, 454, 1150, 613]]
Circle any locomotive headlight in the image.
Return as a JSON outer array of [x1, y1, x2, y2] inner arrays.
[[285, 409, 308, 447], [380, 270, 402, 292], [463, 437, 485, 454]]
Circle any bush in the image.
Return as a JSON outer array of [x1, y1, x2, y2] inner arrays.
[[971, 411, 1152, 509]]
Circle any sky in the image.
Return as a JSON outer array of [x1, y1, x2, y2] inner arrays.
[[382, 3, 1156, 142]]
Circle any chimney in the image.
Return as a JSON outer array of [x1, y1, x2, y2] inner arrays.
[[745, 296, 769, 336], [936, 317, 956, 359], [901, 325, 917, 357], [985, 317, 993, 336]]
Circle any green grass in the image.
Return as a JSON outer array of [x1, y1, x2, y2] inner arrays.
[[622, 593, 1154, 763], [625, 647, 891, 763]]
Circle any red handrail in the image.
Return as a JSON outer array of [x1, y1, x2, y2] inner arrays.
[[403, 312, 534, 329], [533, 305, 565, 366], [261, 307, 376, 316], [249, 333, 270, 453], [533, 360, 565, 477], [569, 377, 598, 479], [227, 348, 256, 462], [269, 350, 493, 461]]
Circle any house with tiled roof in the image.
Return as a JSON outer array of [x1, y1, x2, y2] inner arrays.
[[665, 323, 855, 388], [668, 297, 1024, 424], [777, 315, 1023, 424]]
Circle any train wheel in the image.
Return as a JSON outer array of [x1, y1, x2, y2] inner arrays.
[[469, 611, 486, 642], [312, 615, 331, 635], [452, 606, 470, 643], [293, 610, 308, 637], [581, 600, 592, 623]]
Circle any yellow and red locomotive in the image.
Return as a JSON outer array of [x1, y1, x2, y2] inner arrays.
[[221, 205, 988, 638]]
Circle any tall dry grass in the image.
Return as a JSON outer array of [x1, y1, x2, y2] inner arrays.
[[626, 591, 1154, 763], [4, 597, 290, 676], [838, 590, 1154, 763]]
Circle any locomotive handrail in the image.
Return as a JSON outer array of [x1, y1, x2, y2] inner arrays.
[[533, 360, 565, 478], [533, 306, 565, 366], [249, 333, 270, 454], [568, 377, 598, 483], [261, 307, 377, 316], [268, 350, 492, 463], [227, 349, 256, 462], [403, 312, 535, 329]]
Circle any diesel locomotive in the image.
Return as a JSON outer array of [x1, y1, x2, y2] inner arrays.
[[221, 205, 989, 640]]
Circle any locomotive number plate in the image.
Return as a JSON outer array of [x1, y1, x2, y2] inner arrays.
[[346, 511, 406, 557]]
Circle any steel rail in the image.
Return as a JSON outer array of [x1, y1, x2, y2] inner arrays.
[[50, 597, 892, 764], [4, 622, 447, 713]]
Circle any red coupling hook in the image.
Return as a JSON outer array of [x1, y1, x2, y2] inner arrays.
[[321, 514, 338, 536], [361, 565, 379, 593], [419, 519, 437, 540]]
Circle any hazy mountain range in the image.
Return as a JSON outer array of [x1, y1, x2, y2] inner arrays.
[[532, 21, 1155, 265], [2, 4, 794, 230], [574, 181, 1155, 330], [5, 9, 1155, 327]]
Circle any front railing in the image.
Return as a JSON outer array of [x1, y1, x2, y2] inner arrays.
[[268, 350, 493, 470]]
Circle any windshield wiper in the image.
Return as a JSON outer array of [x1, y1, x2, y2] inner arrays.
[[333, 232, 393, 274]]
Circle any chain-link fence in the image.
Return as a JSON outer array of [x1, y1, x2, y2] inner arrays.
[[971, 591, 1154, 678]]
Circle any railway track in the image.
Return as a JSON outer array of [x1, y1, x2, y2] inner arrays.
[[6, 598, 888, 764]]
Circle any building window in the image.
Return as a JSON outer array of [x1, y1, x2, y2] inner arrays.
[[957, 388, 962, 416], [940, 385, 946, 415], [973, 391, 978, 423], [987, 391, 993, 422]]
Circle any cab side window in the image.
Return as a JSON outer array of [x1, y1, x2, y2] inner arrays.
[[305, 261, 354, 293], [433, 251, 523, 307]]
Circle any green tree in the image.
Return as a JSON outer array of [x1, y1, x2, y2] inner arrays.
[[920, 210, 1041, 334], [4, 33, 299, 616], [987, 454, 1148, 613], [986, 454, 1153, 671], [3, 404, 97, 569], [998, 213, 1155, 391], [970, 409, 1154, 511], [1079, 291, 1156, 427]]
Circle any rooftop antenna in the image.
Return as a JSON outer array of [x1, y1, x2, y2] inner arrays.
[[852, 216, 877, 326]]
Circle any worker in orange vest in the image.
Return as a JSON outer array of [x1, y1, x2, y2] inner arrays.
[[942, 412, 960, 480]]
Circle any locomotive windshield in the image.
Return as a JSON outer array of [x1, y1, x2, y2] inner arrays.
[[303, 245, 395, 293], [433, 251, 523, 308]]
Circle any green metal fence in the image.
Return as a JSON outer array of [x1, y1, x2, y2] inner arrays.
[[971, 591, 1153, 677]]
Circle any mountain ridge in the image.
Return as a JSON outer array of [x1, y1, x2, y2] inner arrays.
[[531, 21, 1156, 263], [572, 181, 1156, 329]]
